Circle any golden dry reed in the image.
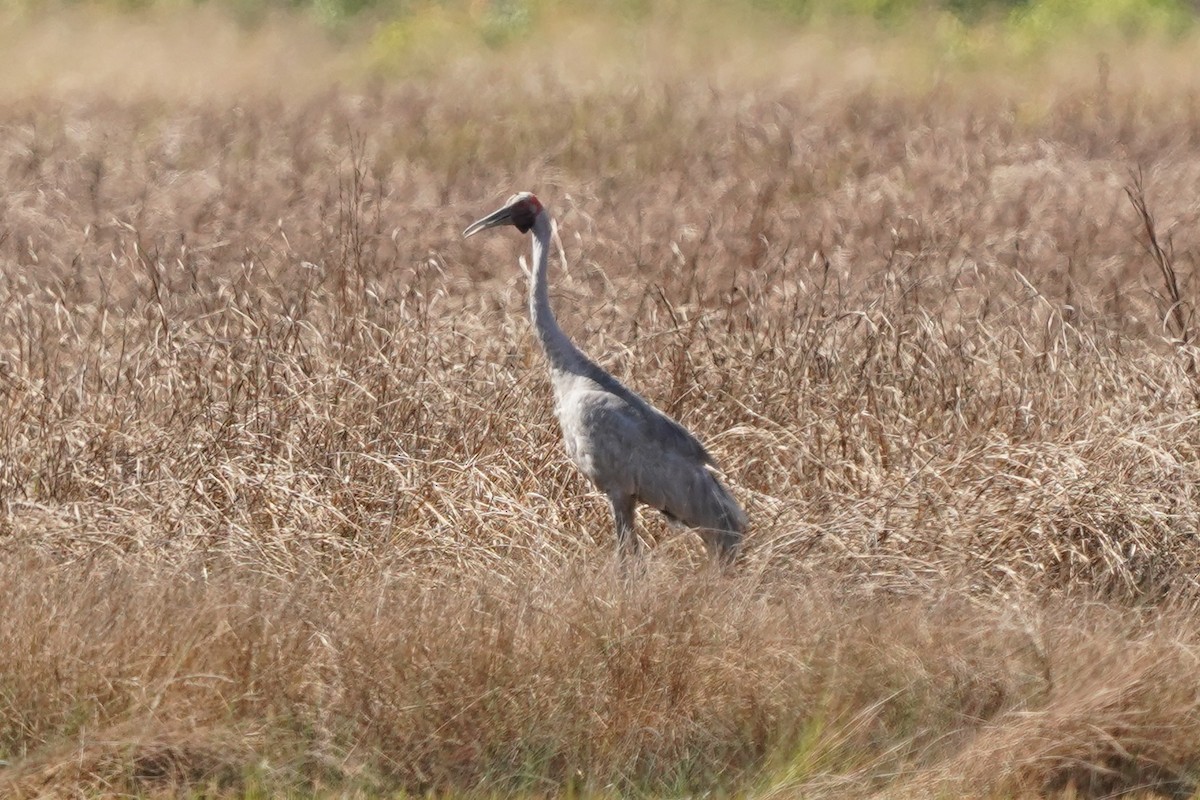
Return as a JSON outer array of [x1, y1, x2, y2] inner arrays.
[[3, 7, 1200, 798]]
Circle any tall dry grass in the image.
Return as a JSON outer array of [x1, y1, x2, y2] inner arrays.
[[3, 14, 1200, 797]]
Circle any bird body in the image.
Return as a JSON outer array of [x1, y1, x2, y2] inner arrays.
[[464, 193, 746, 562]]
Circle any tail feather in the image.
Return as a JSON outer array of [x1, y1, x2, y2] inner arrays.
[[701, 470, 746, 564], [649, 466, 746, 563], [707, 474, 746, 532]]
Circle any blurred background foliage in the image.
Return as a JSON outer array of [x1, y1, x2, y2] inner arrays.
[[0, 0, 1195, 84], [8, 0, 1197, 34]]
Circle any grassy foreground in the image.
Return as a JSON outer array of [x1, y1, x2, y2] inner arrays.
[[4, 7, 1200, 799]]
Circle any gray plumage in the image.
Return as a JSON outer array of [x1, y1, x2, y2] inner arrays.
[[463, 192, 747, 563]]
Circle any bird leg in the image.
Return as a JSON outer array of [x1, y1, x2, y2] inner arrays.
[[607, 492, 641, 560]]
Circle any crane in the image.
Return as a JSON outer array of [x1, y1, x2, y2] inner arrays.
[[463, 192, 747, 564]]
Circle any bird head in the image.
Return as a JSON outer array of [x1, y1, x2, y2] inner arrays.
[[462, 192, 544, 238]]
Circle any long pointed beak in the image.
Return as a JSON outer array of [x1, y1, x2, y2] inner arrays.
[[462, 204, 514, 238]]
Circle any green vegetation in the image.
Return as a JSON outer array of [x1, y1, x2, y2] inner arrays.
[[7, 0, 1200, 40]]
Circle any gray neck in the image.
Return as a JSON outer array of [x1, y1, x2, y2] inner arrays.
[[529, 211, 589, 377]]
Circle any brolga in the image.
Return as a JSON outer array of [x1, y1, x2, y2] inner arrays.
[[463, 192, 747, 564]]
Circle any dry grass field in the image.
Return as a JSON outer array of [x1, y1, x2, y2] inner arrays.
[[4, 5, 1200, 797]]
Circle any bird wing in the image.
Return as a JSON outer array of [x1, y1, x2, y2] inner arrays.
[[595, 394, 745, 534], [583, 367, 716, 467], [636, 402, 716, 467]]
